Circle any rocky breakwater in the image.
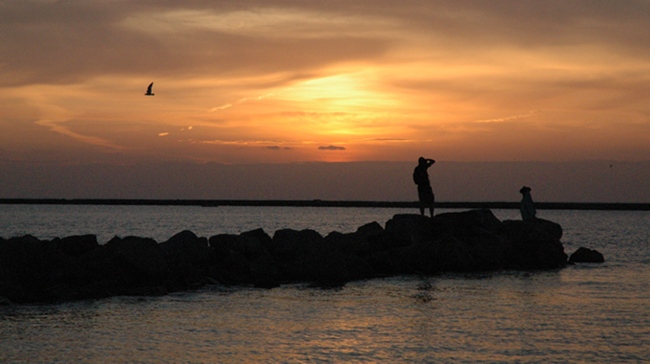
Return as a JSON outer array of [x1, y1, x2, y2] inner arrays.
[[0, 209, 569, 304]]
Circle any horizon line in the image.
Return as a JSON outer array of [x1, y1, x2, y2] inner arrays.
[[1, 198, 649, 211]]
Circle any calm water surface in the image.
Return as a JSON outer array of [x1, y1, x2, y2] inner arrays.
[[1, 205, 649, 363]]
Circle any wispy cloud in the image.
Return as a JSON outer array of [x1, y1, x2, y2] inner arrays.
[[319, 145, 346, 151], [474, 110, 539, 124], [36, 118, 128, 151], [210, 93, 275, 112], [32, 103, 128, 151], [197, 139, 290, 146]]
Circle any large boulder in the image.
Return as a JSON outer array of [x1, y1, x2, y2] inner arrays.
[[241, 228, 274, 253], [160, 230, 212, 290], [269, 228, 324, 264], [97, 236, 170, 295], [434, 210, 509, 270], [209, 231, 279, 287], [270, 228, 373, 286], [569, 247, 605, 263], [501, 219, 567, 269], [385, 214, 436, 245], [160, 230, 210, 263], [0, 235, 52, 303], [0, 235, 104, 302], [325, 221, 385, 256], [389, 234, 474, 274], [56, 234, 99, 256], [435, 209, 504, 234], [105, 236, 170, 280]]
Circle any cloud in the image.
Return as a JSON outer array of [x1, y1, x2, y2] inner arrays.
[[0, 3, 392, 87], [369, 137, 410, 142], [2, 1, 650, 165], [475, 110, 539, 124], [30, 100, 128, 151], [36, 118, 128, 151], [266, 145, 292, 150], [3, 2, 649, 91], [319, 145, 346, 151], [209, 104, 233, 112], [210, 93, 274, 112]]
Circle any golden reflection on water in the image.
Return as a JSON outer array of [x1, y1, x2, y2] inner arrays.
[[2, 265, 649, 363]]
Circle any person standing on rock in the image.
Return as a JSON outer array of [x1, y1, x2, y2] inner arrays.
[[413, 157, 436, 217], [519, 186, 536, 220]]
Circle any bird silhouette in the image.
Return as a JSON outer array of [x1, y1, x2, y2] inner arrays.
[[145, 82, 155, 96]]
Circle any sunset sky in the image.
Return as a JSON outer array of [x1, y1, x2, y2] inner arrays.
[[1, 1, 649, 202]]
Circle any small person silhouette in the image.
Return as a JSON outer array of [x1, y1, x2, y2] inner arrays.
[[519, 186, 536, 220], [413, 157, 436, 217]]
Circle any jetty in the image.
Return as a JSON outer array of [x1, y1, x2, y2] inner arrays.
[[1, 209, 596, 305]]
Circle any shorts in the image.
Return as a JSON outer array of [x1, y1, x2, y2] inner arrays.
[[418, 185, 434, 204]]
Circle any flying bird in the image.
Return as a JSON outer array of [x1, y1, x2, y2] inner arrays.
[[145, 82, 155, 96]]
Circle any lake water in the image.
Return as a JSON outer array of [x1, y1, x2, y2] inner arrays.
[[1, 205, 649, 363]]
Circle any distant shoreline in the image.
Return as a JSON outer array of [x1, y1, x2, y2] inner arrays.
[[1, 198, 649, 211]]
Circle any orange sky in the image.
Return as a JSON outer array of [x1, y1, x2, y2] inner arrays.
[[2, 0, 649, 167]]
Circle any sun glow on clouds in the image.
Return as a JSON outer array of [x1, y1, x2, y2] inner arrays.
[[276, 72, 412, 138], [122, 8, 394, 39], [284, 74, 394, 111], [2, 1, 650, 165], [191, 68, 417, 161]]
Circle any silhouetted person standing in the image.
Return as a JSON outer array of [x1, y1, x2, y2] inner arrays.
[[413, 157, 435, 217], [519, 186, 536, 220]]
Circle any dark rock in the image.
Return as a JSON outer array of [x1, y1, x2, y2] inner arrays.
[[356, 221, 384, 235], [364, 249, 398, 275], [0, 209, 575, 304], [465, 230, 509, 270], [122, 285, 168, 297], [385, 214, 436, 245], [270, 228, 324, 264], [436, 235, 476, 272], [0, 295, 12, 305], [0, 235, 69, 302], [393, 234, 476, 274], [160, 230, 210, 263], [160, 230, 212, 290], [435, 209, 504, 234], [45, 284, 79, 302], [325, 221, 385, 257], [241, 228, 274, 251], [270, 228, 373, 286], [56, 235, 99, 256], [501, 219, 567, 269], [105, 236, 170, 280], [72, 236, 172, 297], [209, 232, 279, 286], [569, 247, 605, 263]]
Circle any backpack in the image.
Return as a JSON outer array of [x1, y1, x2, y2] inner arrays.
[[413, 167, 427, 185]]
